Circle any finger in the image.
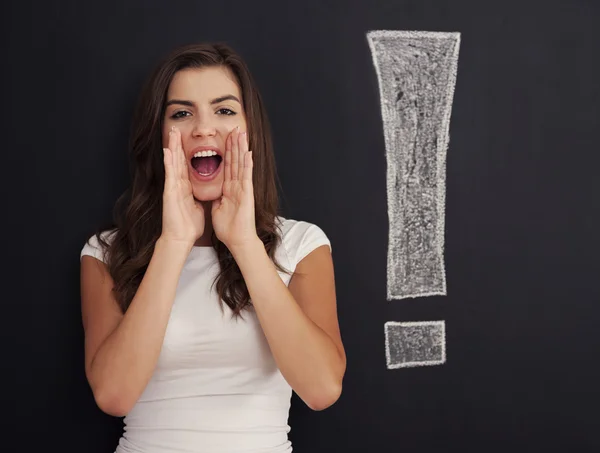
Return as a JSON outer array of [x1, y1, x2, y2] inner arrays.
[[168, 126, 178, 166], [167, 127, 176, 177], [165, 126, 178, 185], [211, 197, 221, 214], [224, 133, 232, 182], [171, 127, 181, 178], [242, 150, 253, 191], [163, 147, 174, 189], [177, 128, 188, 180], [239, 131, 248, 181], [231, 127, 239, 181]]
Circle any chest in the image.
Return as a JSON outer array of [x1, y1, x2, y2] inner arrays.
[[157, 262, 275, 373]]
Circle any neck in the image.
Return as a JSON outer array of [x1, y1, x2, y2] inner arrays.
[[194, 201, 214, 247]]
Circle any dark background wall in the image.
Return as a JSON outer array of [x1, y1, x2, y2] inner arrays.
[[3, 0, 600, 451]]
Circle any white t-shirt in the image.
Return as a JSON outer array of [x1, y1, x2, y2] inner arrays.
[[80, 216, 331, 453]]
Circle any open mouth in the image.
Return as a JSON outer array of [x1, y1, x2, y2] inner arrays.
[[191, 154, 223, 177]]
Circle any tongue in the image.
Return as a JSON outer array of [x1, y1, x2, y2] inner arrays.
[[192, 156, 220, 175]]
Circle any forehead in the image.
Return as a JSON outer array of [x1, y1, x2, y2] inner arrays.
[[167, 66, 241, 100]]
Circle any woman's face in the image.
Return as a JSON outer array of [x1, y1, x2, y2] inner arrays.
[[162, 66, 247, 202]]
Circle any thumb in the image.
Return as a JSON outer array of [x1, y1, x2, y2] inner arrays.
[[211, 197, 222, 214], [194, 198, 205, 213]]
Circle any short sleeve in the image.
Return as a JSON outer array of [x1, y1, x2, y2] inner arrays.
[[80, 230, 116, 263], [280, 219, 332, 271]]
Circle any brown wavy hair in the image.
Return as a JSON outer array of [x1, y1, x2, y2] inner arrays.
[[92, 42, 289, 318]]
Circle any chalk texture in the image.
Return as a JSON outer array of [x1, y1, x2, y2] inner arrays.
[[366, 30, 460, 300], [385, 321, 446, 368]]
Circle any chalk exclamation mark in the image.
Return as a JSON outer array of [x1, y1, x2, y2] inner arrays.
[[367, 30, 460, 369]]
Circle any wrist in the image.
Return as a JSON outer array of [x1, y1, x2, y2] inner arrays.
[[156, 236, 194, 255], [229, 236, 265, 260]]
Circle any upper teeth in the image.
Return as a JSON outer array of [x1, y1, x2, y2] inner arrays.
[[193, 150, 218, 158]]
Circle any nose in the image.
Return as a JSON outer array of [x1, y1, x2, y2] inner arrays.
[[191, 115, 217, 138]]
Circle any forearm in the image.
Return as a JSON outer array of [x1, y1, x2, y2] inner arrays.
[[89, 237, 191, 414], [231, 240, 344, 410]]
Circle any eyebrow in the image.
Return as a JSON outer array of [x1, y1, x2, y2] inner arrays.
[[165, 94, 241, 108]]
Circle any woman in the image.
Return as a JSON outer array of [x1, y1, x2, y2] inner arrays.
[[80, 42, 346, 453]]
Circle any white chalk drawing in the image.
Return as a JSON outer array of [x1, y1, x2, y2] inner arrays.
[[367, 30, 460, 300], [385, 321, 446, 368], [367, 30, 460, 369]]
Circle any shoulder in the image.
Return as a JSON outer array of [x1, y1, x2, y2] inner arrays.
[[275, 216, 331, 271], [80, 228, 118, 263]]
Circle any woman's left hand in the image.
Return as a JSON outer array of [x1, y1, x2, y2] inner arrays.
[[212, 126, 259, 251]]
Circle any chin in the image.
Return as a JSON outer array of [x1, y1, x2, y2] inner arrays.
[[192, 184, 223, 202]]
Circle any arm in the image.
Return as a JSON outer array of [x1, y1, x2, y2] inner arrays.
[[80, 237, 191, 416], [231, 239, 346, 411]]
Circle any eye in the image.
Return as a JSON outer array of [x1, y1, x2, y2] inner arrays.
[[217, 108, 236, 116], [170, 110, 190, 119]]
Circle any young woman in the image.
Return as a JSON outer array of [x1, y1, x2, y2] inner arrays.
[[80, 42, 346, 453]]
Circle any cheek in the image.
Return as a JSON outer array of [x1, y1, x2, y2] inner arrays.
[[219, 124, 235, 134], [161, 123, 192, 148]]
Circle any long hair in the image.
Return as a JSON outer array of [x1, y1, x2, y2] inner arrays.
[[93, 42, 288, 318]]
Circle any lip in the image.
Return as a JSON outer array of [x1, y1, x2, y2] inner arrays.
[[188, 145, 223, 183]]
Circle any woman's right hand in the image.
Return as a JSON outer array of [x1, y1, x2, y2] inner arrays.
[[161, 126, 205, 247]]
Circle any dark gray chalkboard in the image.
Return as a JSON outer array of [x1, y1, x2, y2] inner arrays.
[[4, 0, 600, 451]]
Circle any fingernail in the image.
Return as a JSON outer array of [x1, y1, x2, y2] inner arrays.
[[236, 126, 240, 132], [241, 131, 247, 136], [171, 126, 176, 132]]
